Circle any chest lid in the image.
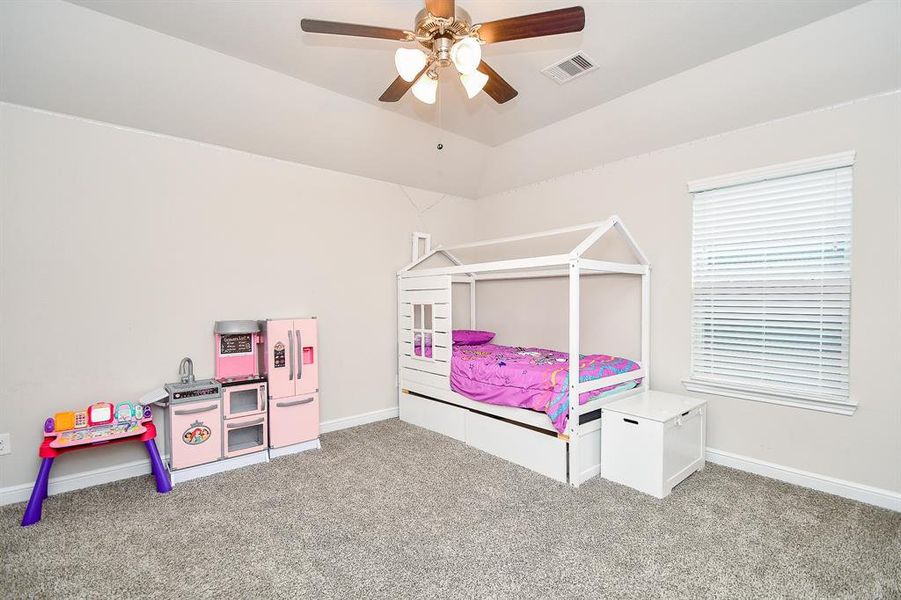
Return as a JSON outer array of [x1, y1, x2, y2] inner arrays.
[[602, 391, 705, 422]]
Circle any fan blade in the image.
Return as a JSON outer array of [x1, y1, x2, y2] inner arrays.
[[300, 19, 409, 41], [379, 64, 431, 102], [477, 61, 518, 104], [426, 0, 455, 19], [475, 6, 585, 44]]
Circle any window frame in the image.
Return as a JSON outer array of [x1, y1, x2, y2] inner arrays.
[[682, 151, 857, 415], [411, 303, 435, 362]]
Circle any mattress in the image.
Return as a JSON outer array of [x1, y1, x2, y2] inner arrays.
[[449, 343, 641, 434]]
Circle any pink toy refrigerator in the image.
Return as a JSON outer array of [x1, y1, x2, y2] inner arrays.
[[261, 318, 319, 449]]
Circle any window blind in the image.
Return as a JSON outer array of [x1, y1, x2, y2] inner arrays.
[[689, 164, 853, 411]]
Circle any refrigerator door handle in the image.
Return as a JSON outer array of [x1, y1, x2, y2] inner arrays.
[[276, 397, 314, 408], [296, 330, 303, 381], [287, 330, 295, 381]]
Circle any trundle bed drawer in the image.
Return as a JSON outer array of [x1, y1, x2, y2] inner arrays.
[[464, 410, 567, 483], [399, 392, 465, 441], [399, 390, 602, 485]]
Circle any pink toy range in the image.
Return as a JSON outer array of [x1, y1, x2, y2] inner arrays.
[[215, 321, 269, 459], [21, 401, 171, 526]]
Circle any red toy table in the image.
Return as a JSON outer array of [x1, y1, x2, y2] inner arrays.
[[21, 422, 171, 526]]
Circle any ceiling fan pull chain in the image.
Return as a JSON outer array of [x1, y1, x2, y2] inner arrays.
[[437, 76, 444, 151]]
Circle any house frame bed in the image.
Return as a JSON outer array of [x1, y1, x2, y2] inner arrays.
[[397, 216, 650, 487]]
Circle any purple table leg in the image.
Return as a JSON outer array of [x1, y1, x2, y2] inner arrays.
[[21, 458, 54, 527], [144, 439, 172, 494]]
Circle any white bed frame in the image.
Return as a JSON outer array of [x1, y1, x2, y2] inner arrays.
[[397, 216, 650, 487]]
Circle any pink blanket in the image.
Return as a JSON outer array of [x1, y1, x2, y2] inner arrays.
[[450, 343, 641, 434]]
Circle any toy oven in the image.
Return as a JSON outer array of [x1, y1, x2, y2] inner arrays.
[[224, 414, 268, 458]]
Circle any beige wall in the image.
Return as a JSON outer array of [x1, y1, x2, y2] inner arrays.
[[473, 92, 901, 493], [0, 103, 474, 490]]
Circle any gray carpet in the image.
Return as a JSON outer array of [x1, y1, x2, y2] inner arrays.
[[1, 419, 899, 599]]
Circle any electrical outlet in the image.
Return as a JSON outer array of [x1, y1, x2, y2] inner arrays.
[[0, 433, 10, 456]]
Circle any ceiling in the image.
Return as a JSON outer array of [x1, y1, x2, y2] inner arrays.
[[70, 0, 864, 146]]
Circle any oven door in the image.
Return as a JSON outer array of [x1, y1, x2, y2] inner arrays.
[[223, 414, 268, 458], [222, 382, 267, 420]]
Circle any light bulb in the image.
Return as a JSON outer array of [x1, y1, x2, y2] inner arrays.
[[394, 48, 428, 82], [460, 70, 488, 99], [411, 72, 438, 104], [450, 37, 481, 75]]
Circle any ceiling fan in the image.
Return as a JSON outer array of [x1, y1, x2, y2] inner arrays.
[[300, 1, 585, 105]]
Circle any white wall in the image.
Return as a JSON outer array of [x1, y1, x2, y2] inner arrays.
[[0, 103, 474, 490], [474, 92, 901, 494]]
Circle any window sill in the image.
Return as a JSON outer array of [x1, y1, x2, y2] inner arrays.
[[681, 378, 857, 416]]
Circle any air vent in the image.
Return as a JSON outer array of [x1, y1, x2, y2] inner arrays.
[[541, 52, 598, 84]]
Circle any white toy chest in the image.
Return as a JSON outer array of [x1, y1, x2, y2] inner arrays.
[[601, 391, 706, 499]]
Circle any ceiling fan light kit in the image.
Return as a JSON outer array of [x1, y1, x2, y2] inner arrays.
[[395, 48, 429, 82], [301, 2, 585, 105], [412, 71, 439, 105], [460, 70, 489, 99], [449, 36, 481, 74]]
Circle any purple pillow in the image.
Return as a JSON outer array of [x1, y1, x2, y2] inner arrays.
[[453, 330, 495, 345]]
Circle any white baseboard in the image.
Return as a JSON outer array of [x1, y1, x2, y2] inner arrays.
[[268, 438, 321, 459], [169, 450, 269, 485], [0, 406, 399, 507], [706, 448, 901, 512], [10, 411, 893, 512], [319, 406, 398, 434], [0, 456, 157, 507]]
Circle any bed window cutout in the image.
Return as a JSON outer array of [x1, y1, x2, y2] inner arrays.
[[412, 303, 434, 360]]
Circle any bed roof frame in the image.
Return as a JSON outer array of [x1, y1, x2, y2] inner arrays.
[[397, 216, 650, 487], [398, 215, 649, 280]]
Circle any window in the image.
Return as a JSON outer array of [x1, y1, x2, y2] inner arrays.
[[684, 152, 855, 414]]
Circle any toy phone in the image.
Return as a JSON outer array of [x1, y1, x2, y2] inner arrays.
[[74, 411, 88, 428]]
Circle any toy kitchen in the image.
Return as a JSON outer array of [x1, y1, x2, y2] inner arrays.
[[154, 318, 320, 485]]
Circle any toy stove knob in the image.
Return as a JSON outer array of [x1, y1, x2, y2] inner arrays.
[[44, 418, 55, 433]]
